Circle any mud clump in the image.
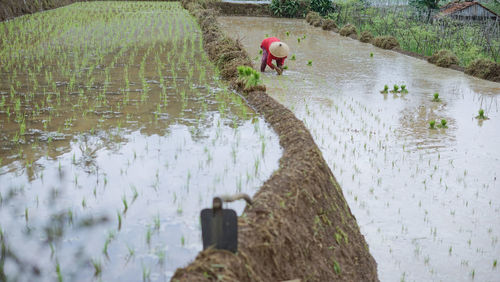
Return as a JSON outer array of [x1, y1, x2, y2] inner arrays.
[[322, 19, 337, 30], [372, 35, 399, 50], [305, 11, 321, 24], [428, 49, 459, 68], [359, 30, 374, 43], [339, 24, 357, 37], [312, 18, 323, 27], [175, 0, 379, 280], [465, 59, 500, 82]]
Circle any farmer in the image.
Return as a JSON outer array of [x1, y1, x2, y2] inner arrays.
[[260, 37, 289, 75]]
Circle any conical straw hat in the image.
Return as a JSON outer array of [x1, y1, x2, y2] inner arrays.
[[269, 41, 289, 58]]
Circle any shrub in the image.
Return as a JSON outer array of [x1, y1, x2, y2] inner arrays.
[[372, 36, 399, 50], [465, 59, 500, 82], [428, 49, 459, 68], [339, 24, 356, 37], [310, 0, 335, 16], [322, 19, 337, 30], [359, 30, 373, 43], [270, 0, 310, 18]]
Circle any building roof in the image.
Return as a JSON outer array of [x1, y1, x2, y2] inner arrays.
[[439, 1, 499, 17]]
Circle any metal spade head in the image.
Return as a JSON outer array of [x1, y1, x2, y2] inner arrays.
[[200, 197, 238, 253]]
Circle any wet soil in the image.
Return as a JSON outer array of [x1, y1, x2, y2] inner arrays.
[[218, 15, 500, 282]]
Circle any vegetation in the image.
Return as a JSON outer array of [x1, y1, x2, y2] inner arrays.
[[429, 120, 436, 129], [438, 119, 448, 128], [0, 2, 281, 281], [322, 19, 338, 30], [428, 49, 459, 67], [237, 66, 264, 89], [380, 84, 389, 94], [390, 84, 400, 93], [465, 59, 500, 82], [339, 23, 357, 37], [270, 0, 335, 18], [476, 109, 489, 120], [409, 0, 440, 22], [301, 0, 499, 72], [359, 30, 373, 43], [432, 93, 441, 102], [372, 35, 399, 49]]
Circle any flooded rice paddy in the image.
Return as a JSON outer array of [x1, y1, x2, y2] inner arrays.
[[219, 16, 500, 282], [0, 3, 282, 281]]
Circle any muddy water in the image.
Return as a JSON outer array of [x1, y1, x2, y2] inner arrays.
[[0, 4, 282, 281], [219, 16, 500, 282]]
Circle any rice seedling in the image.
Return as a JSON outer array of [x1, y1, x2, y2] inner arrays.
[[476, 109, 489, 120], [380, 85, 389, 94], [146, 228, 152, 246], [429, 120, 436, 129], [237, 66, 263, 88], [390, 85, 399, 93], [400, 85, 408, 93], [154, 214, 160, 230], [92, 259, 102, 277], [142, 264, 151, 282], [307, 60, 313, 66], [370, 52, 373, 57], [56, 260, 63, 282], [297, 37, 301, 43], [432, 93, 441, 102], [117, 211, 122, 231], [291, 54, 296, 60], [286, 31, 290, 36], [333, 259, 341, 274], [437, 119, 448, 129], [122, 195, 128, 214]]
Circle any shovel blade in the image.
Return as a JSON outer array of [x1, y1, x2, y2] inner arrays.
[[200, 208, 237, 253]]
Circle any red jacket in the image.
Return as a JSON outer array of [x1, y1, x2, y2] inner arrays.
[[261, 37, 286, 68]]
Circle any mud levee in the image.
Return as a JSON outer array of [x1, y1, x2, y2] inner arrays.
[[173, 0, 378, 281], [208, 2, 271, 17], [0, 0, 80, 22]]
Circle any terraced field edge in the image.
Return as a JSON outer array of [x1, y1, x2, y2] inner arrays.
[[172, 0, 379, 281]]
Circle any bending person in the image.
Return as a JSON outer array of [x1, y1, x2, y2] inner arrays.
[[260, 37, 289, 75]]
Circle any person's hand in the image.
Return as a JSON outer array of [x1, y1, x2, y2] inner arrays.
[[275, 67, 282, 75]]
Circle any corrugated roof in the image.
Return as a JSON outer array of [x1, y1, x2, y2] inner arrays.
[[440, 1, 476, 15], [439, 1, 499, 17]]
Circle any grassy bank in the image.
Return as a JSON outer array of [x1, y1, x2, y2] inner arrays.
[[331, 3, 499, 66]]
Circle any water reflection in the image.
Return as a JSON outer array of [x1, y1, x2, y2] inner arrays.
[[0, 3, 282, 281]]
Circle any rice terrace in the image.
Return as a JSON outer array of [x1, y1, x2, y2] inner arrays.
[[0, 0, 499, 281]]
